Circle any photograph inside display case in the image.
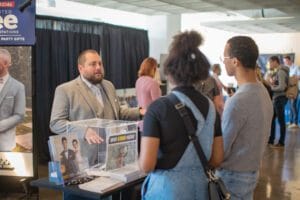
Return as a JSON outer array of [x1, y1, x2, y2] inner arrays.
[[48, 118, 139, 182], [48, 133, 90, 180], [105, 131, 137, 171], [0, 46, 33, 177]]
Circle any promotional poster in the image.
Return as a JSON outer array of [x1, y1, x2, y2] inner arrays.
[[0, 0, 35, 45]]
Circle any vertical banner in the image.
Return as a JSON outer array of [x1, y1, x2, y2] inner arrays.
[[0, 46, 33, 177], [0, 0, 35, 45]]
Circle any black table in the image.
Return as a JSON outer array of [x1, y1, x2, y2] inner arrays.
[[30, 177, 144, 200]]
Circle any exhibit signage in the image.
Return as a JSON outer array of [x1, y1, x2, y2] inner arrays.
[[0, 0, 35, 45]]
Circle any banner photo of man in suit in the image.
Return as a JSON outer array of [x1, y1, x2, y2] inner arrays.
[[0, 48, 26, 152], [0, 47, 33, 178]]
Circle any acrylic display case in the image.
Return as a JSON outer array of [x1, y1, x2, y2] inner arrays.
[[48, 118, 138, 181]]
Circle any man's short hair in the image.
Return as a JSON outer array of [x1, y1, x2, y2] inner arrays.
[[269, 56, 280, 64], [0, 48, 12, 64], [212, 63, 221, 72], [77, 49, 99, 65], [61, 137, 67, 143], [283, 55, 291, 61], [227, 36, 258, 69]]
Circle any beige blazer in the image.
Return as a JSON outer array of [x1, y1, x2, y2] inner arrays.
[[50, 77, 140, 166], [50, 76, 140, 137]]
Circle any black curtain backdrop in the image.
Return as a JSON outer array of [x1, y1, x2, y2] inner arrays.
[[101, 24, 149, 88], [34, 16, 149, 162]]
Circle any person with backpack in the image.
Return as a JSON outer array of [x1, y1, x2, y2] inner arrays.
[[284, 55, 300, 129], [268, 56, 289, 148]]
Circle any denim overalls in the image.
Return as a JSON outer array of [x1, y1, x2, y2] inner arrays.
[[142, 91, 216, 200]]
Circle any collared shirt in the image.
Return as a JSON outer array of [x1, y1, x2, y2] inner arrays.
[[288, 64, 300, 90], [0, 73, 9, 93], [80, 75, 104, 106], [64, 150, 69, 159], [289, 64, 300, 77]]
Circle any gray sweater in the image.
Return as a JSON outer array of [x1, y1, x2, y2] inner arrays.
[[272, 65, 289, 100], [221, 83, 273, 172]]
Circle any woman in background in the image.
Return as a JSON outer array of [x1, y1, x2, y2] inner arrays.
[[135, 57, 161, 110], [139, 30, 224, 200], [212, 63, 227, 99], [135, 57, 161, 152]]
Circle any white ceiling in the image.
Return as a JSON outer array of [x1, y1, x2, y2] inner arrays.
[[66, 0, 300, 33]]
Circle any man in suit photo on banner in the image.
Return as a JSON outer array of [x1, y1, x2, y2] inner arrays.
[[0, 48, 26, 152]]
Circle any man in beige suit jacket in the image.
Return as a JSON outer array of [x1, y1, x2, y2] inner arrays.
[[50, 49, 143, 167]]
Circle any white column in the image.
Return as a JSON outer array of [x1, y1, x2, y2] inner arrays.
[[147, 14, 181, 61]]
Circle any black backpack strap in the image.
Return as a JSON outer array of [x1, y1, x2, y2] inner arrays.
[[167, 93, 212, 178]]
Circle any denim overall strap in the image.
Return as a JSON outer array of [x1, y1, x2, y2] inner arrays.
[[141, 91, 216, 200], [172, 91, 216, 160]]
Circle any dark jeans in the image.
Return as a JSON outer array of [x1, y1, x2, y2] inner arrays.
[[269, 96, 288, 145], [289, 94, 299, 124]]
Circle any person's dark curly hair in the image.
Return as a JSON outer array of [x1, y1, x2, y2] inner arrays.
[[227, 36, 258, 70], [163, 30, 210, 86]]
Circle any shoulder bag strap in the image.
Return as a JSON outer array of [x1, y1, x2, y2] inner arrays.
[[167, 94, 212, 179]]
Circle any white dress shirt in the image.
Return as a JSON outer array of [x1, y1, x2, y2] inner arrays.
[[0, 73, 9, 93], [80, 76, 104, 106]]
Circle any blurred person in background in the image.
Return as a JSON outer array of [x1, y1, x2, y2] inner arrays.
[[212, 63, 227, 98], [135, 57, 161, 131], [135, 57, 161, 112], [268, 56, 289, 148], [284, 55, 300, 129], [194, 75, 224, 116], [256, 65, 272, 99]]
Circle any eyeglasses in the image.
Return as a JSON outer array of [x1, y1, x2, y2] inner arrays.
[[219, 55, 231, 62]]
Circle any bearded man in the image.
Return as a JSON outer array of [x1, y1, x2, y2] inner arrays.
[[50, 49, 143, 166]]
